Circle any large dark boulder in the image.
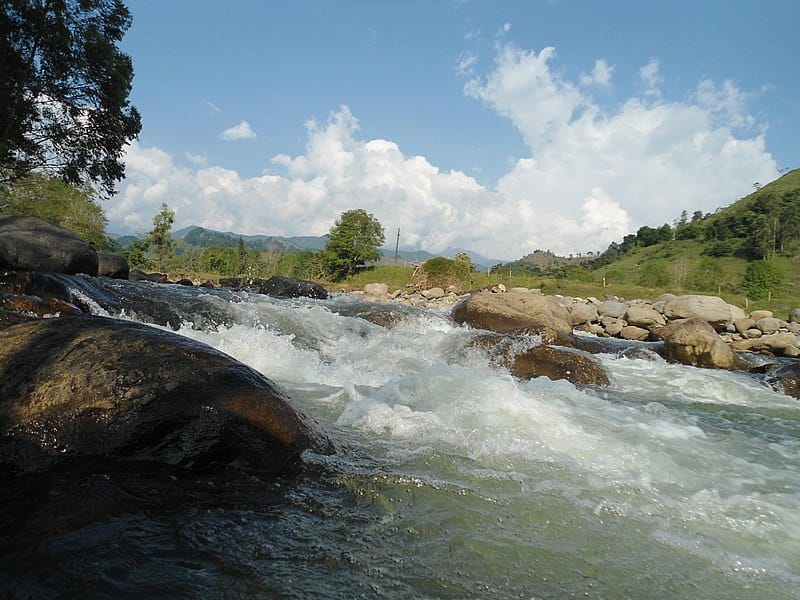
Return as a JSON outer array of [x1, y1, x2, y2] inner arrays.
[[257, 276, 329, 300], [0, 315, 335, 475], [0, 216, 98, 275], [98, 253, 129, 279]]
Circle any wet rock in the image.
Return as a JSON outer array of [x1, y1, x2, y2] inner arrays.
[[257, 276, 328, 300], [0, 294, 82, 319], [472, 334, 609, 386], [0, 315, 334, 475], [451, 290, 572, 340], [656, 318, 741, 370], [765, 361, 800, 399], [506, 344, 610, 386], [0, 270, 73, 303], [129, 268, 168, 283], [97, 254, 129, 279], [0, 216, 98, 276]]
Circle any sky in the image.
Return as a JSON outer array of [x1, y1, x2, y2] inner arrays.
[[110, 0, 799, 261]]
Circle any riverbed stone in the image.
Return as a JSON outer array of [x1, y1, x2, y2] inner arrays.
[[662, 295, 746, 331], [756, 317, 783, 335], [620, 325, 650, 341], [471, 335, 609, 387], [730, 332, 800, 357], [0, 315, 334, 475], [363, 282, 389, 302], [569, 302, 598, 326], [597, 299, 628, 319], [625, 304, 666, 330], [749, 309, 773, 321], [451, 290, 572, 340], [789, 308, 800, 324], [656, 318, 741, 369]]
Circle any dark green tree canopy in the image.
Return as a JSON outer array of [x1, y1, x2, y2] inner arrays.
[[0, 0, 141, 196], [321, 209, 385, 279]]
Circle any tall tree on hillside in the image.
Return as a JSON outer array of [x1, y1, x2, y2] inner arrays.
[[0, 0, 141, 195], [147, 203, 174, 271], [321, 209, 385, 280]]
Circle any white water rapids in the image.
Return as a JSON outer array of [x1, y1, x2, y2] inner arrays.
[[76, 281, 800, 598]]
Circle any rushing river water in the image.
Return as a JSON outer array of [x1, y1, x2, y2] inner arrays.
[[2, 277, 800, 598]]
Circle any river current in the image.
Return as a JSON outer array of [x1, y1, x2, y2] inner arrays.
[[2, 277, 799, 598]]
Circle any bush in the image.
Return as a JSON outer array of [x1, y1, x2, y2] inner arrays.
[[637, 262, 669, 287], [420, 256, 473, 289], [742, 261, 784, 300], [688, 258, 724, 292]]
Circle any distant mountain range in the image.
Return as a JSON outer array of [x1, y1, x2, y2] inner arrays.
[[113, 225, 502, 271]]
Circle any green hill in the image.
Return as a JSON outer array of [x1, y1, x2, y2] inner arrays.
[[496, 170, 800, 309]]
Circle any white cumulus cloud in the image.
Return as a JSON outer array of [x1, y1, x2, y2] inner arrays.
[[110, 43, 777, 260], [219, 120, 256, 141]]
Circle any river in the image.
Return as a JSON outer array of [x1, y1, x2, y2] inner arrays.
[[2, 277, 799, 598]]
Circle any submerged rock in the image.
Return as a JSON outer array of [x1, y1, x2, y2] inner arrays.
[[472, 334, 610, 387], [0, 315, 334, 475], [451, 290, 572, 340], [0, 216, 98, 276]]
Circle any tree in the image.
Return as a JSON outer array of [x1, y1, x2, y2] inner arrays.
[[742, 260, 784, 300], [321, 209, 385, 279], [0, 171, 107, 246], [0, 0, 141, 196], [147, 203, 174, 271]]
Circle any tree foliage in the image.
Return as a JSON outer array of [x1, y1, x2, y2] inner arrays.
[[0, 0, 141, 195], [147, 202, 174, 271], [321, 209, 385, 280], [742, 261, 784, 300], [0, 171, 107, 245]]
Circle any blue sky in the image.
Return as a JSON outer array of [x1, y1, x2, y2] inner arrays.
[[110, 0, 798, 259]]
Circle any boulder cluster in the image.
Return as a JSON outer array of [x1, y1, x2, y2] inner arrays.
[[356, 282, 800, 363]]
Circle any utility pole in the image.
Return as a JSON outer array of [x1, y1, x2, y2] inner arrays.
[[394, 228, 400, 264]]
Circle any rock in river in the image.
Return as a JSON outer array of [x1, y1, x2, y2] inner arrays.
[[0, 315, 334, 475], [451, 290, 572, 340]]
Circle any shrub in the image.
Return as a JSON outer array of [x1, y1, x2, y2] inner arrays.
[[742, 261, 784, 300]]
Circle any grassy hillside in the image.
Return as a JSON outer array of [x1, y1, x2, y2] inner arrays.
[[480, 169, 800, 315]]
